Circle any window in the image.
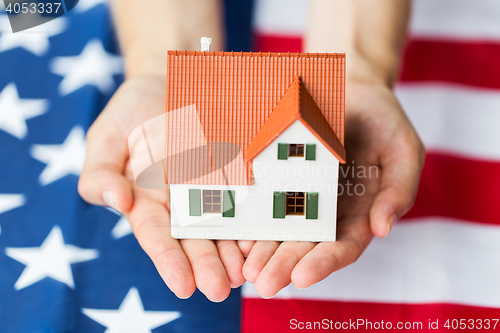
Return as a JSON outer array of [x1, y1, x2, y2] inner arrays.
[[273, 191, 318, 219], [203, 190, 222, 213], [277, 143, 316, 160], [289, 144, 304, 157], [189, 189, 235, 217], [286, 192, 305, 215]]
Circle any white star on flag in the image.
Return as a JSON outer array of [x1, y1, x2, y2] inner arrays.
[[30, 126, 86, 186], [0, 15, 67, 55], [83, 287, 181, 333], [76, 0, 108, 13], [105, 207, 133, 239], [50, 39, 123, 95], [5, 225, 99, 290], [0, 83, 48, 140], [0, 194, 26, 235]]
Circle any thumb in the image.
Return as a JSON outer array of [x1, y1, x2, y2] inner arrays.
[[78, 125, 133, 213]]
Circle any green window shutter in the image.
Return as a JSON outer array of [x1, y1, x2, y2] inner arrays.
[[188, 189, 201, 216], [273, 192, 286, 218], [277, 143, 288, 160], [222, 190, 235, 217], [306, 144, 316, 160], [306, 192, 319, 219]]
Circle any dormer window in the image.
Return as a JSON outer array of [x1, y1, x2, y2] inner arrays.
[[289, 144, 304, 157], [278, 143, 316, 160]]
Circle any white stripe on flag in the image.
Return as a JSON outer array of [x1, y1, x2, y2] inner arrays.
[[396, 83, 500, 161], [252, 0, 308, 36], [243, 218, 500, 308], [410, 0, 500, 40]]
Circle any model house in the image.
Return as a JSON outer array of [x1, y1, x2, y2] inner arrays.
[[164, 48, 346, 242]]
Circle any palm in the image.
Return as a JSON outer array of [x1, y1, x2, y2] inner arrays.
[[80, 77, 245, 301]]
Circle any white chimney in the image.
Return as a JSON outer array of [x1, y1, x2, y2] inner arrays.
[[200, 37, 212, 52]]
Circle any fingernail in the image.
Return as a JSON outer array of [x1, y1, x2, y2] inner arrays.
[[386, 214, 398, 237], [261, 292, 277, 299], [103, 191, 121, 213], [206, 297, 224, 303], [261, 295, 276, 299], [292, 283, 309, 290], [175, 293, 190, 300]]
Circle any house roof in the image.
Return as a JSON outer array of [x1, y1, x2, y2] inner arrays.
[[165, 51, 346, 185], [247, 76, 346, 163]]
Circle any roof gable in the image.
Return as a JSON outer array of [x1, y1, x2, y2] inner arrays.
[[247, 76, 346, 163]]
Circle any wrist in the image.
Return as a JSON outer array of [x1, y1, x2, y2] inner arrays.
[[123, 49, 166, 79], [345, 48, 400, 89], [111, 0, 224, 79], [305, 0, 411, 90]]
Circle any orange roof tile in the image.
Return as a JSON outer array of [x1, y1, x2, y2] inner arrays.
[[246, 76, 346, 164], [165, 51, 346, 185]]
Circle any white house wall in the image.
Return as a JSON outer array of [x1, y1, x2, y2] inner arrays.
[[170, 120, 339, 242]]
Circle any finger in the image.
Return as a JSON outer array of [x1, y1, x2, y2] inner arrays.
[[291, 216, 373, 288], [237, 240, 255, 257], [181, 239, 231, 302], [78, 120, 133, 213], [242, 241, 280, 283], [255, 242, 316, 298], [216, 240, 246, 288], [370, 134, 425, 238], [127, 195, 196, 298]]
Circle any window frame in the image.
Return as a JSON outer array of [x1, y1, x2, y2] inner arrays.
[[285, 191, 305, 216], [202, 189, 223, 214], [288, 144, 305, 157]]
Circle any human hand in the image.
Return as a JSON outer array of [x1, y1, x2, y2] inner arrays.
[[78, 76, 246, 302], [241, 80, 425, 298]]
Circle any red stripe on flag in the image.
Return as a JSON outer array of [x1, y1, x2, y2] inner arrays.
[[253, 33, 302, 53], [242, 298, 500, 333], [403, 152, 500, 224], [400, 39, 500, 89]]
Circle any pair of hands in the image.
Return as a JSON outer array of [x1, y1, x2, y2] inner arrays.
[[78, 75, 424, 302]]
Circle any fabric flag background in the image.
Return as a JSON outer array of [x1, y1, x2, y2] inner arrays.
[[243, 0, 500, 332], [0, 0, 499, 332]]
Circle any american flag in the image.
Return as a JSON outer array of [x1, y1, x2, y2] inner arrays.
[[0, 0, 498, 332]]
